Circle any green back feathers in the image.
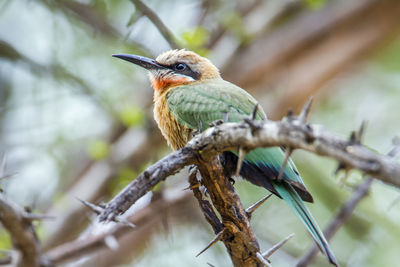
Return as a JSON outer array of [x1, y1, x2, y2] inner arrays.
[[166, 79, 265, 128]]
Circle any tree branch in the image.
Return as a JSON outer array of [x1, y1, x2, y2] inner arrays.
[[0, 194, 41, 267], [45, 191, 193, 266], [196, 156, 261, 266], [130, 0, 180, 49], [99, 115, 400, 223]]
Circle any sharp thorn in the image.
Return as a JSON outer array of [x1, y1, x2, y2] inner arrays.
[[235, 147, 246, 177], [256, 251, 271, 267], [356, 120, 367, 144], [251, 104, 259, 121], [262, 233, 294, 259], [104, 235, 120, 250], [349, 131, 357, 144], [246, 193, 273, 218], [117, 218, 136, 229], [196, 230, 224, 257], [23, 213, 55, 221], [182, 183, 201, 191], [77, 198, 103, 214], [389, 138, 400, 157], [98, 202, 107, 209], [197, 115, 203, 133], [223, 112, 229, 122], [277, 148, 292, 182], [78, 196, 136, 227], [299, 97, 314, 123]]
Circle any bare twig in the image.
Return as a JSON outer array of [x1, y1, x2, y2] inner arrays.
[[99, 149, 195, 222], [196, 230, 224, 257], [256, 252, 271, 267], [78, 198, 136, 229], [235, 147, 246, 177], [188, 168, 223, 233], [246, 193, 273, 218], [196, 156, 261, 266], [45, 192, 193, 265], [130, 0, 180, 49], [298, 97, 314, 123], [263, 233, 295, 259], [0, 194, 41, 267]]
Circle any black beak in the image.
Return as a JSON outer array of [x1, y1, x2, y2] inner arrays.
[[112, 54, 165, 70]]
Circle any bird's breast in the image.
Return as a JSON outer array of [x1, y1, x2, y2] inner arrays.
[[153, 91, 192, 150]]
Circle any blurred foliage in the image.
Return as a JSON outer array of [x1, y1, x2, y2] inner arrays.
[[119, 105, 144, 127], [112, 166, 138, 195], [180, 27, 210, 56], [303, 0, 327, 10], [221, 11, 253, 45], [374, 35, 400, 71], [87, 140, 110, 160]]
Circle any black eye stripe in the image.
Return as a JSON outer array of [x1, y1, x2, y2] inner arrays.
[[160, 62, 201, 80]]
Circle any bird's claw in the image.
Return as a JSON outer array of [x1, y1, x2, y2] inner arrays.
[[209, 119, 224, 127]]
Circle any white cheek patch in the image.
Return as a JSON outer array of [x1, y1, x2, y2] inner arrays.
[[170, 73, 195, 82]]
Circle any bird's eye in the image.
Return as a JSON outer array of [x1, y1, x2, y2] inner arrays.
[[174, 63, 187, 71]]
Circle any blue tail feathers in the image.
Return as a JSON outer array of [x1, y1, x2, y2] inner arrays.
[[274, 184, 338, 266], [222, 150, 338, 266]]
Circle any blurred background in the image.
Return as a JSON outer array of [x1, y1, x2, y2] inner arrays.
[[0, 0, 400, 266]]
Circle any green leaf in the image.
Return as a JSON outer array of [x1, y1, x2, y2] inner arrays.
[[119, 106, 144, 127], [304, 0, 327, 10], [87, 140, 110, 160]]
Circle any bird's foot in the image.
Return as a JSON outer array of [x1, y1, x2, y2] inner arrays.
[[209, 119, 224, 127]]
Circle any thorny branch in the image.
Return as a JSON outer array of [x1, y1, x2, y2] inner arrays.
[[44, 192, 193, 266], [99, 110, 400, 223], [96, 102, 400, 266], [0, 194, 42, 267]]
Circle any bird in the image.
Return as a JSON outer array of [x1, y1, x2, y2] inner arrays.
[[113, 49, 338, 266]]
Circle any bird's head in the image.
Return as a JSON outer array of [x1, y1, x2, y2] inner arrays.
[[113, 49, 220, 91]]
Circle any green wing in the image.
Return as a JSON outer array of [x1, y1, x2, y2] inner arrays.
[[166, 79, 265, 129], [166, 79, 308, 194]]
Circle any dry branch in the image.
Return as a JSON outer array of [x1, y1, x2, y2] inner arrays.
[[0, 194, 41, 267], [196, 156, 261, 266], [99, 115, 400, 223], [45, 191, 193, 266], [130, 0, 180, 49], [97, 104, 400, 266]]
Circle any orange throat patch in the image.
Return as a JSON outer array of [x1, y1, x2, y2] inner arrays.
[[150, 76, 194, 91]]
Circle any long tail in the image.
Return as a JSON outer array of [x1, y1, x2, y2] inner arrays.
[[274, 183, 338, 266]]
